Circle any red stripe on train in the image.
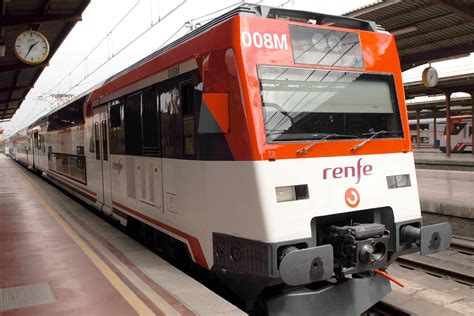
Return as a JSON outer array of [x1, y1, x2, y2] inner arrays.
[[112, 200, 209, 269]]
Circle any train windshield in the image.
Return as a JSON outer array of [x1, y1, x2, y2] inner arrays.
[[258, 65, 403, 142]]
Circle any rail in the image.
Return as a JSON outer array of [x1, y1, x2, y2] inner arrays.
[[450, 235, 474, 255], [395, 235, 474, 286], [364, 301, 412, 315]]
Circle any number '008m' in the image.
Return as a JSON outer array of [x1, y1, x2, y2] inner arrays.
[[241, 31, 288, 50]]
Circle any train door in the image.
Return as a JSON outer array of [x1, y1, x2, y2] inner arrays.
[[122, 89, 163, 214], [93, 105, 113, 214], [159, 71, 199, 215], [137, 89, 163, 211]]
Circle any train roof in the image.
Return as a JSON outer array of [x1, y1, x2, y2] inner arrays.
[[102, 4, 381, 86]]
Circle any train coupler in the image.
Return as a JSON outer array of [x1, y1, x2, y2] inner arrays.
[[326, 223, 390, 277]]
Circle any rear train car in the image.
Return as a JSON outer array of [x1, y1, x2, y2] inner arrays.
[[11, 5, 452, 314]]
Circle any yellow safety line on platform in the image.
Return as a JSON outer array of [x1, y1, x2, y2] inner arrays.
[[12, 164, 155, 316]]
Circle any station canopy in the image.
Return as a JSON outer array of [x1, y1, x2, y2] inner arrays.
[[0, 0, 90, 121], [345, 0, 474, 71], [405, 73, 474, 118]]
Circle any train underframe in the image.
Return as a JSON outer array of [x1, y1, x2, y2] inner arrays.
[[210, 207, 451, 315]]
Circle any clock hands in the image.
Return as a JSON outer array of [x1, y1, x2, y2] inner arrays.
[[24, 41, 40, 58]]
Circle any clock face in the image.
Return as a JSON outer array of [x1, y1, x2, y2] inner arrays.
[[422, 66, 438, 88], [14, 30, 50, 65]]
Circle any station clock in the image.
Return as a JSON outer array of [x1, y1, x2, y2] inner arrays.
[[14, 30, 50, 65], [422, 66, 438, 88]]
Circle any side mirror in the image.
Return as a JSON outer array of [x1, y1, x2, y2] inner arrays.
[[198, 93, 229, 134]]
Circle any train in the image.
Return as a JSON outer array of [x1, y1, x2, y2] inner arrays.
[[409, 115, 472, 152], [5, 5, 452, 315]]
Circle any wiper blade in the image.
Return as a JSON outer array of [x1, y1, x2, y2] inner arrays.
[[297, 133, 357, 155], [351, 130, 401, 152], [362, 130, 402, 137]]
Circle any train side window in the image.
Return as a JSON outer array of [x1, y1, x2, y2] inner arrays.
[[181, 80, 196, 156], [41, 135, 46, 153], [94, 122, 100, 160], [102, 120, 108, 161], [124, 93, 143, 155], [160, 83, 182, 158], [36, 133, 41, 149], [142, 89, 160, 156], [109, 101, 125, 155], [89, 124, 95, 153], [47, 96, 86, 131]]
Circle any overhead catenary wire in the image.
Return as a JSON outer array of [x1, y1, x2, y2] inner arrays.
[[63, 0, 186, 95], [47, 0, 142, 94]]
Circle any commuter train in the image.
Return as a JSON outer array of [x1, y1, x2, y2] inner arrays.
[[409, 116, 472, 152], [7, 5, 451, 315]]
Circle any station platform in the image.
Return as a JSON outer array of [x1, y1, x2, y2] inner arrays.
[[0, 155, 244, 315], [414, 150, 474, 171], [416, 168, 474, 237]]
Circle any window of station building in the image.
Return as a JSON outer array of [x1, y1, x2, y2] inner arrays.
[[124, 93, 143, 155], [142, 89, 160, 156], [109, 100, 125, 155]]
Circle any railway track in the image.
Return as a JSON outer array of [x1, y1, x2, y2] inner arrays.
[[395, 235, 474, 286], [449, 235, 474, 255], [363, 301, 412, 316]]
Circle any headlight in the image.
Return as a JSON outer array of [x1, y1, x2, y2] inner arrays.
[[386, 174, 411, 189], [276, 186, 296, 202], [275, 185, 309, 202]]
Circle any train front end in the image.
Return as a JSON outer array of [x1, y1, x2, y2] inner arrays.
[[212, 7, 452, 314]]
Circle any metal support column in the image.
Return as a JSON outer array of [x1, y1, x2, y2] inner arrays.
[[433, 109, 438, 148], [471, 93, 474, 156], [445, 92, 452, 157], [416, 109, 421, 150]]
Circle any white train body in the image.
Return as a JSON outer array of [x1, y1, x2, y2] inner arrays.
[[8, 5, 452, 314]]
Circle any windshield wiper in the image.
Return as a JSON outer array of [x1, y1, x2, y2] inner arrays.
[[351, 130, 401, 152], [297, 134, 357, 155]]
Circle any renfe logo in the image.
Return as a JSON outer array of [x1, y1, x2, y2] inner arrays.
[[323, 158, 373, 184], [345, 188, 360, 208]]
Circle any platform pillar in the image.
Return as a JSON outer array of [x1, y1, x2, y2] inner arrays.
[[471, 93, 474, 156], [432, 109, 438, 148], [445, 92, 452, 157], [416, 109, 421, 150]]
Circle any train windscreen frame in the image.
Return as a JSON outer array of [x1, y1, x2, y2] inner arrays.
[[258, 65, 404, 142]]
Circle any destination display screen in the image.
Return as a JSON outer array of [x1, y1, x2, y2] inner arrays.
[[289, 24, 364, 68]]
